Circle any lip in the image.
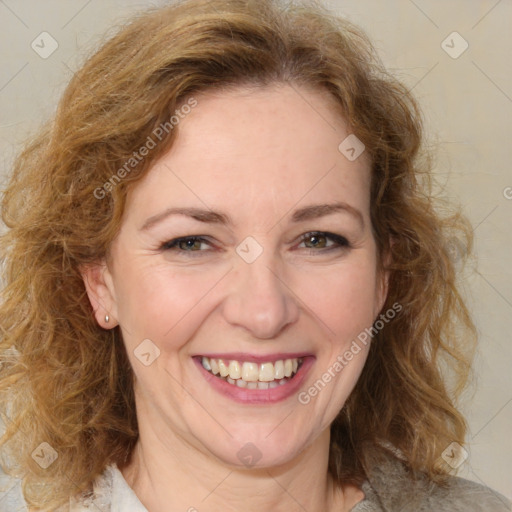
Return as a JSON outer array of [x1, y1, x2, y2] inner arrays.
[[194, 352, 313, 364], [193, 355, 315, 404]]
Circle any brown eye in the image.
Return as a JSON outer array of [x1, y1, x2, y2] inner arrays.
[[298, 232, 350, 251], [177, 238, 203, 251], [304, 233, 328, 248]]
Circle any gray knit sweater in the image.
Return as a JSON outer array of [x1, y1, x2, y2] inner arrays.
[[1, 453, 510, 511]]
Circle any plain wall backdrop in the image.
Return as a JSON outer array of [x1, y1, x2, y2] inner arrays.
[[0, 0, 510, 501]]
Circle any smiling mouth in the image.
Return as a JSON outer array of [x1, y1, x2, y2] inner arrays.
[[200, 356, 304, 389]]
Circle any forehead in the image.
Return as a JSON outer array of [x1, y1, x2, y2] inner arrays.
[[125, 84, 371, 223], [173, 83, 354, 159]]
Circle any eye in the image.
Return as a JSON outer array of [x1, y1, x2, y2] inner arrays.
[[160, 236, 212, 255], [297, 231, 350, 252]]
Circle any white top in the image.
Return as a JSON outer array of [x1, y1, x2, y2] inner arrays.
[[0, 463, 146, 512]]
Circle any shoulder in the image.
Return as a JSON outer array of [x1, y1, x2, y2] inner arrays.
[[358, 450, 511, 512], [0, 463, 121, 511], [425, 475, 511, 511]]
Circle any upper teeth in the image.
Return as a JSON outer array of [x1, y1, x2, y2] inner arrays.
[[201, 357, 302, 382]]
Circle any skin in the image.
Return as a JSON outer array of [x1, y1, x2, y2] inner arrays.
[[83, 83, 388, 512]]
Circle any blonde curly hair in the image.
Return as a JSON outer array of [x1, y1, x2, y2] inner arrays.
[[0, 0, 476, 509]]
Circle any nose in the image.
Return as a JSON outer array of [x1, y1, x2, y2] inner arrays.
[[221, 249, 300, 340]]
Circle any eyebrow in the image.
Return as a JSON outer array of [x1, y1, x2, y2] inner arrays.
[[140, 202, 364, 231]]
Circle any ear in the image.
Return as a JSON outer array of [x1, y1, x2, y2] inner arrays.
[[374, 242, 392, 316], [80, 260, 118, 329]]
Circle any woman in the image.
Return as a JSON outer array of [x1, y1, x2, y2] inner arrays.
[[0, 0, 510, 510]]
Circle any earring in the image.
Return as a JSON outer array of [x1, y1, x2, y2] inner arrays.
[[105, 315, 110, 323]]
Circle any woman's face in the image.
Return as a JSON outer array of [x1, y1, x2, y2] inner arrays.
[[84, 84, 388, 469]]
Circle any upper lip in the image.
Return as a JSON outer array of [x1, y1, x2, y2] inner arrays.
[[194, 352, 314, 364]]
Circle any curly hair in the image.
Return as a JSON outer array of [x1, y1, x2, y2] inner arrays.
[[0, 0, 476, 509]]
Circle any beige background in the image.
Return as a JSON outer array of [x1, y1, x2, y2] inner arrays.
[[0, 0, 510, 501]]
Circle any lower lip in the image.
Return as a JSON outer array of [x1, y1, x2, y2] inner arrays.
[[193, 356, 315, 404]]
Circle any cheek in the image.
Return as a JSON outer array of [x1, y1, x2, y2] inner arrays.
[[295, 258, 379, 342], [114, 260, 226, 344]]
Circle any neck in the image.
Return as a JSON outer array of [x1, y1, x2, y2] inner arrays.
[[119, 415, 360, 512]]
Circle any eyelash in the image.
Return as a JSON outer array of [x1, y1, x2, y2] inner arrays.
[[160, 231, 350, 257]]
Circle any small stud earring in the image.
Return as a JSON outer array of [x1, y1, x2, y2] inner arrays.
[[105, 315, 110, 323]]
